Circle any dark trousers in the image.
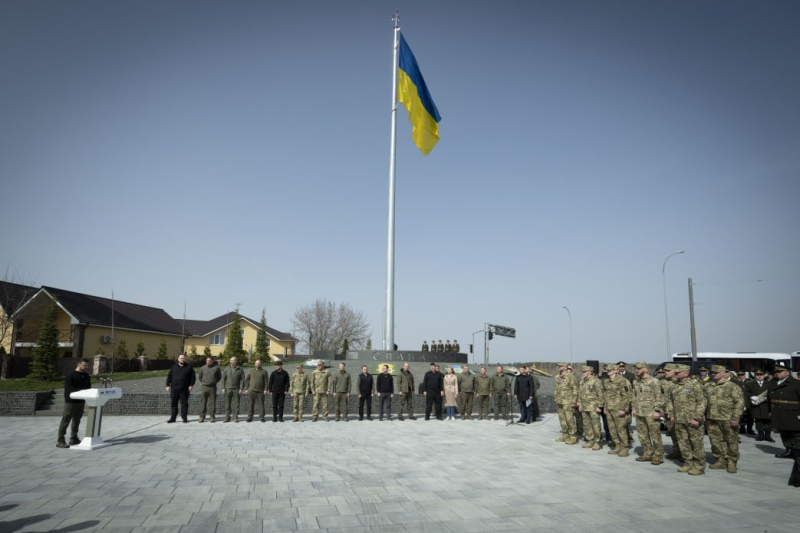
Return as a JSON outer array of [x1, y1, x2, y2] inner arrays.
[[518, 400, 532, 422], [779, 430, 800, 487], [170, 388, 189, 421], [199, 386, 216, 420], [358, 395, 372, 418], [58, 401, 85, 441], [379, 393, 392, 419], [248, 392, 265, 419], [272, 392, 286, 420], [425, 392, 442, 418]]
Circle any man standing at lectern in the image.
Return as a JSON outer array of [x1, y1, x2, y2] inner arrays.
[[57, 359, 91, 448], [166, 354, 196, 423]]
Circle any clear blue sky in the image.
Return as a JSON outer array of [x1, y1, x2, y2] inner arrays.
[[2, 1, 798, 363]]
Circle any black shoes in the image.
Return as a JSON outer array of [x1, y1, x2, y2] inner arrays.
[[167, 419, 176, 424], [776, 449, 793, 459], [56, 441, 69, 448]]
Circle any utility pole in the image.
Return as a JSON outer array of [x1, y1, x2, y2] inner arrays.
[[688, 278, 697, 362]]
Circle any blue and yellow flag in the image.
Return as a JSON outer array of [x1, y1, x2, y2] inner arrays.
[[397, 34, 441, 155]]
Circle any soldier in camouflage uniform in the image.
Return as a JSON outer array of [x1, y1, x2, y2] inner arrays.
[[705, 365, 744, 473], [310, 361, 332, 421], [458, 365, 476, 421], [453, 340, 460, 353], [421, 341, 429, 353], [555, 362, 578, 443], [290, 365, 310, 422], [662, 364, 682, 460], [474, 367, 493, 420], [632, 362, 665, 465], [668, 364, 707, 475], [578, 365, 604, 450], [437, 340, 444, 353], [603, 364, 632, 457], [444, 340, 452, 353], [491, 365, 511, 420]]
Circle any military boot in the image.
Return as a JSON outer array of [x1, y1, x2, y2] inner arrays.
[[709, 461, 726, 470], [607, 447, 620, 455], [69, 437, 81, 446], [677, 465, 692, 473], [635, 455, 652, 462], [210, 416, 216, 423], [618, 448, 629, 458], [56, 440, 69, 449], [199, 417, 205, 423], [565, 437, 578, 445], [687, 467, 705, 475], [726, 460, 737, 473], [765, 432, 776, 443], [755, 431, 764, 441], [650, 457, 664, 465], [555, 435, 566, 442], [582, 442, 593, 448], [591, 443, 601, 451]]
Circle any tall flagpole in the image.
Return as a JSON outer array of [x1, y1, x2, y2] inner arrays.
[[384, 12, 400, 351]]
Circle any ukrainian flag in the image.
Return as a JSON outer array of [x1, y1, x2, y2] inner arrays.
[[397, 33, 441, 155]]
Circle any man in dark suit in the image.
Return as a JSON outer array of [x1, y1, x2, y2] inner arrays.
[[768, 365, 800, 486], [422, 363, 444, 420], [745, 369, 774, 442]]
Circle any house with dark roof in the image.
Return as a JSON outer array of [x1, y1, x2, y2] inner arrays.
[[183, 313, 296, 362], [11, 286, 185, 360], [0, 280, 38, 354]]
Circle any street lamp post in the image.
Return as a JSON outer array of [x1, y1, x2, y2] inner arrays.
[[562, 306, 573, 363], [662, 250, 685, 359], [471, 329, 484, 366]]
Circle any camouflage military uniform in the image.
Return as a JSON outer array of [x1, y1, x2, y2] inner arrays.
[[632, 367, 665, 462], [578, 371, 604, 449], [669, 369, 707, 474], [705, 372, 744, 471], [474, 373, 493, 420], [661, 373, 682, 459], [311, 367, 332, 421], [554, 366, 578, 442], [290, 370, 310, 421], [458, 372, 476, 420], [491, 372, 511, 420], [603, 369, 632, 456]]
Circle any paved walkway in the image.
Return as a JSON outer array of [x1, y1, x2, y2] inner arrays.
[[0, 414, 797, 532]]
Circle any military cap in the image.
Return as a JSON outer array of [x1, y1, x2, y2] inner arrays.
[[317, 361, 324, 365], [698, 366, 708, 372], [736, 370, 747, 375], [580, 365, 594, 372], [754, 369, 766, 375], [617, 361, 627, 366], [673, 364, 691, 372], [709, 364, 727, 373], [656, 368, 666, 373], [773, 364, 790, 373], [633, 362, 649, 370], [604, 363, 617, 371], [556, 362, 568, 367]]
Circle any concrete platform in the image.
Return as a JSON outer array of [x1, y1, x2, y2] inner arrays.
[[0, 414, 796, 532]]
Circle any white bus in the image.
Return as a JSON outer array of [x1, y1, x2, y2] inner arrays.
[[670, 352, 792, 375]]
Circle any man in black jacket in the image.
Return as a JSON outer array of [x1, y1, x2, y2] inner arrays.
[[57, 359, 91, 448], [268, 361, 291, 422], [166, 354, 196, 423], [422, 363, 444, 420], [376, 364, 394, 421], [357, 365, 374, 421], [768, 365, 800, 486], [514, 366, 535, 424]]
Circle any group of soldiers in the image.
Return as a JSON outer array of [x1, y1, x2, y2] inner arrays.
[[421, 339, 460, 353], [553, 360, 800, 485]]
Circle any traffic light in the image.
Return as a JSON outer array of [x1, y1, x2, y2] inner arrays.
[[488, 332, 494, 340], [469, 344, 473, 353]]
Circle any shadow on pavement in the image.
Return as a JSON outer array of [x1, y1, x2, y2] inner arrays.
[[106, 434, 172, 445], [0, 511, 99, 533]]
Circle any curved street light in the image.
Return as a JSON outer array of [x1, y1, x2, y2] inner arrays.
[[562, 306, 573, 363], [662, 251, 685, 359]]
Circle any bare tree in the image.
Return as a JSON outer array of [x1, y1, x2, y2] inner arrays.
[[1, 267, 38, 353], [291, 298, 370, 353]]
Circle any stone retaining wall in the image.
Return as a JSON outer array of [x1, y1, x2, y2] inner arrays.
[[0, 392, 53, 416]]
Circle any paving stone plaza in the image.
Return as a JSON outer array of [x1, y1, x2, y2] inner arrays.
[[0, 413, 798, 533]]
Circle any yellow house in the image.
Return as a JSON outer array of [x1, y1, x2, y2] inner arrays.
[[11, 286, 184, 360], [184, 313, 296, 362]]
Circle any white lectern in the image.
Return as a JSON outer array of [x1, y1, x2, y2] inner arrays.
[[69, 387, 122, 450]]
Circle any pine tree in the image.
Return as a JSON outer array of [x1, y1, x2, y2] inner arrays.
[[117, 339, 129, 360], [30, 301, 60, 380], [203, 345, 212, 358], [155, 339, 169, 360], [134, 341, 146, 358], [254, 308, 271, 362], [221, 307, 245, 366]]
